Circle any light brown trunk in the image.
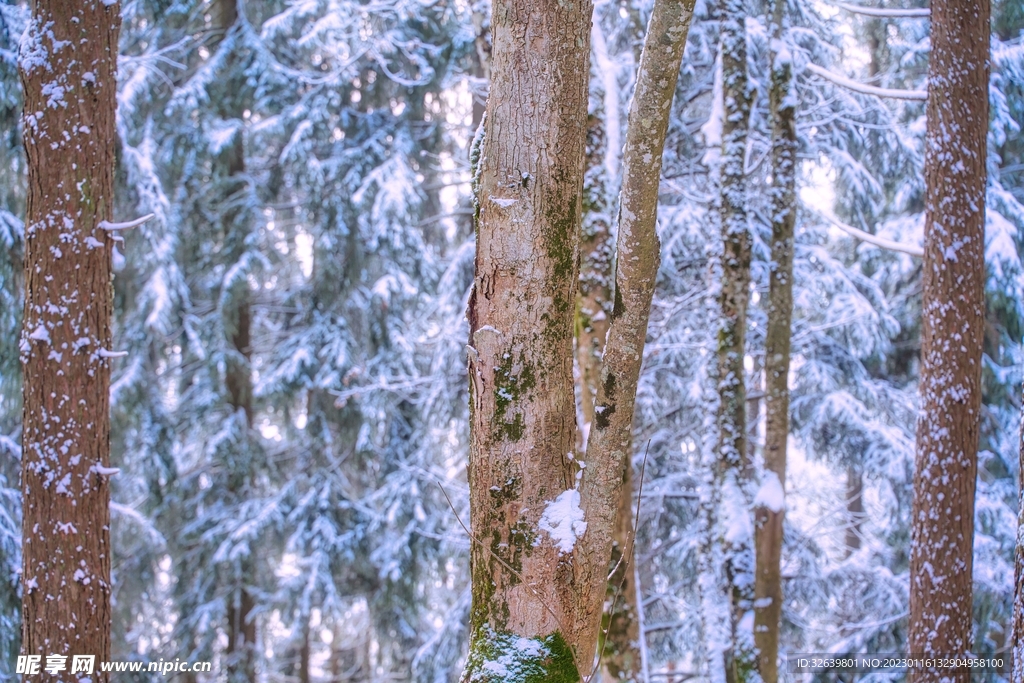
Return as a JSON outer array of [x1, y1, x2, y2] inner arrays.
[[462, 0, 593, 677], [753, 5, 797, 680], [19, 2, 121, 680], [580, 0, 696, 674], [906, 0, 989, 677]]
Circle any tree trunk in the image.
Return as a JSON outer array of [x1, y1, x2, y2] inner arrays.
[[214, 2, 257, 680], [1013, 385, 1024, 682], [18, 2, 121, 680], [462, 0, 593, 677], [906, 0, 989, 677], [577, 78, 645, 683], [844, 467, 864, 555], [580, 0, 696, 674], [753, 4, 797, 680], [713, 0, 754, 678]]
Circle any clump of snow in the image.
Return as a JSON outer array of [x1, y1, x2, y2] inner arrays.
[[753, 472, 785, 513], [538, 489, 587, 554]]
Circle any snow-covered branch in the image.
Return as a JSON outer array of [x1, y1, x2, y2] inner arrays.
[[833, 2, 929, 17], [819, 211, 925, 256], [98, 213, 155, 231], [805, 63, 928, 101]]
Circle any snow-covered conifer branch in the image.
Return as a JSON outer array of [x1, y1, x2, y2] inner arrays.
[[98, 213, 155, 231], [819, 210, 925, 256], [805, 63, 928, 101], [833, 2, 929, 17]]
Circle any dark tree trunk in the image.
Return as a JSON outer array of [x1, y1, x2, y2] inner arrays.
[[906, 0, 989, 677], [753, 2, 798, 678], [18, 2, 121, 680]]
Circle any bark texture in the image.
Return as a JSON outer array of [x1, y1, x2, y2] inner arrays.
[[18, 1, 121, 679], [462, 0, 593, 678], [753, 5, 797, 680], [580, 0, 695, 674], [906, 0, 989, 677], [577, 87, 644, 683], [713, 0, 754, 679]]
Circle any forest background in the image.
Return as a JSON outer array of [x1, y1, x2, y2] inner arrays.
[[0, 0, 1023, 680]]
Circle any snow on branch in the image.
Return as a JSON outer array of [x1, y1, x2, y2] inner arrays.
[[805, 63, 928, 101], [833, 2, 929, 17], [819, 211, 925, 256], [98, 213, 155, 231]]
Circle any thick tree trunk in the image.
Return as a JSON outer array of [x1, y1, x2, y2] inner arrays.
[[580, 0, 696, 674], [753, 6, 797, 681], [906, 0, 989, 677], [713, 0, 754, 679], [18, 2, 121, 680], [462, 0, 593, 678]]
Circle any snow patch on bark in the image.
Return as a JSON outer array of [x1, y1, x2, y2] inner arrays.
[[538, 489, 587, 554]]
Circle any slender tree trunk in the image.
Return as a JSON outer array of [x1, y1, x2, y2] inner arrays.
[[213, 1, 257, 680], [18, 2, 121, 680], [580, 0, 696, 674], [1013, 385, 1024, 683], [713, 0, 754, 679], [844, 467, 864, 555], [462, 0, 593, 677], [906, 0, 989, 677], [577, 83, 645, 683], [753, 5, 797, 680]]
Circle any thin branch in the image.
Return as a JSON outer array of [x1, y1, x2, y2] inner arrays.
[[833, 1, 929, 17], [805, 63, 928, 101], [818, 210, 925, 256]]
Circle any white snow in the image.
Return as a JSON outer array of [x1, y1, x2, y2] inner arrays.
[[753, 472, 786, 512], [28, 324, 51, 344], [538, 489, 587, 554]]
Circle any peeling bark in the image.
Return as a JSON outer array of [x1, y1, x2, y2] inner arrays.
[[753, 5, 798, 679], [906, 0, 989, 677], [18, 1, 121, 680]]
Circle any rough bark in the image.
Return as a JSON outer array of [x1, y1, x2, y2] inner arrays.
[[600, 462, 643, 682], [579, 0, 696, 675], [462, 0, 593, 678], [1013, 389, 1024, 683], [713, 0, 754, 679], [18, 2, 121, 680], [753, 6, 797, 681], [906, 0, 989, 677]]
